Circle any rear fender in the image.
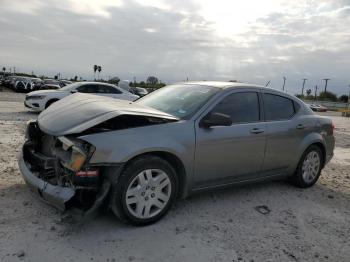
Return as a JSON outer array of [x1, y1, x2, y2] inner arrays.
[[287, 132, 325, 174]]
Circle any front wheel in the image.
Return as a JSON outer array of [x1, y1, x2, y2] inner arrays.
[[111, 156, 178, 225], [45, 99, 58, 109], [291, 145, 323, 188]]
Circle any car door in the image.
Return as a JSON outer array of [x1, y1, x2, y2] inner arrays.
[[261, 92, 303, 172], [194, 90, 267, 188]]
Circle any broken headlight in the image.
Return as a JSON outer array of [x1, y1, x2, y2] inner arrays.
[[57, 136, 95, 172]]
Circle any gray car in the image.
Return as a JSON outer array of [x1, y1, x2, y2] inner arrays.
[[18, 82, 335, 225]]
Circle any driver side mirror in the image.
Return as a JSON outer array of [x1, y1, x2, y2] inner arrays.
[[200, 112, 232, 128]]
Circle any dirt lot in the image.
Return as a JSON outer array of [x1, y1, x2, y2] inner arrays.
[[0, 89, 349, 262]]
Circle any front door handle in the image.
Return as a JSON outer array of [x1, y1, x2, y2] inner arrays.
[[296, 124, 305, 129], [250, 128, 264, 134]]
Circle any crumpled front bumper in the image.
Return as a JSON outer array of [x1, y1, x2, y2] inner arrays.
[[18, 152, 75, 211]]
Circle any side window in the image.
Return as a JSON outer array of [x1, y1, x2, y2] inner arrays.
[[263, 93, 295, 121], [96, 85, 108, 93], [211, 92, 260, 124], [77, 84, 98, 93], [103, 85, 122, 94]]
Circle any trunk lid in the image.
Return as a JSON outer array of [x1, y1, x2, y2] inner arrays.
[[38, 93, 178, 136]]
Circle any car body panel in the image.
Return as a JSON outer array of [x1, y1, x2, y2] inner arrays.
[[192, 88, 267, 187], [18, 82, 335, 211]]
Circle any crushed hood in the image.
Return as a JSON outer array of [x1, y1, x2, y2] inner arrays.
[[38, 93, 178, 136]]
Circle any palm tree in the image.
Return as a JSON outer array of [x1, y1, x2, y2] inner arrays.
[[2, 67, 5, 76], [306, 89, 312, 96], [97, 66, 102, 80], [93, 65, 98, 80]]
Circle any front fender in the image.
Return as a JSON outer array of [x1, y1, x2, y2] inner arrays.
[[79, 121, 195, 191]]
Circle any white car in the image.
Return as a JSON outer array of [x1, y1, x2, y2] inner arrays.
[[24, 82, 139, 112]]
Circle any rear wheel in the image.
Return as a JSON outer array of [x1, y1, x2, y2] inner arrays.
[[291, 145, 323, 188], [111, 156, 178, 225]]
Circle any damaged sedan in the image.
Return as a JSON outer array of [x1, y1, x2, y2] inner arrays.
[[18, 82, 335, 225]]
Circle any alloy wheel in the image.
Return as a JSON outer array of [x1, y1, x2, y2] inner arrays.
[[125, 169, 172, 219], [301, 151, 320, 183]]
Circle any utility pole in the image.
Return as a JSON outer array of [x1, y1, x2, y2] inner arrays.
[[323, 78, 330, 92], [314, 85, 318, 100], [302, 78, 307, 96], [282, 76, 286, 91], [348, 84, 350, 109]]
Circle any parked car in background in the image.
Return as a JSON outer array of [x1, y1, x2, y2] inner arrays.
[[3, 76, 18, 89], [39, 79, 61, 90], [14, 77, 29, 92], [309, 104, 328, 112], [60, 80, 72, 87], [31, 78, 44, 91], [2, 76, 44, 92], [130, 86, 148, 97], [24, 81, 139, 111], [118, 80, 131, 92], [19, 82, 334, 225]]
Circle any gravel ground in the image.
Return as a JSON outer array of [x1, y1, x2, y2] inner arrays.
[[0, 89, 349, 262]]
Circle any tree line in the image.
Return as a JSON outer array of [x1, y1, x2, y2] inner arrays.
[[296, 91, 348, 103]]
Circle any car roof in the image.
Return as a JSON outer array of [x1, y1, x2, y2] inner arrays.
[[175, 81, 265, 89], [174, 81, 305, 103], [78, 81, 115, 86]]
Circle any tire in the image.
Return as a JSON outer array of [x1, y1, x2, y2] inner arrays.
[[110, 155, 178, 225], [45, 99, 58, 109], [291, 145, 323, 188]]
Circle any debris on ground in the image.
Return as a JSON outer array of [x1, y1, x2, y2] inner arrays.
[[254, 205, 271, 215]]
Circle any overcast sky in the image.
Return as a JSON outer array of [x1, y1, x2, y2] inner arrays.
[[1, 0, 349, 94]]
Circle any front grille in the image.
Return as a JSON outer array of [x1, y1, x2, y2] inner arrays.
[[24, 121, 61, 184], [40, 134, 56, 157]]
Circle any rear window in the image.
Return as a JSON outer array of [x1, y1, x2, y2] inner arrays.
[[263, 93, 295, 121]]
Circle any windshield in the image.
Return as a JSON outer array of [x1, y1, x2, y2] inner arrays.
[[137, 84, 220, 119]]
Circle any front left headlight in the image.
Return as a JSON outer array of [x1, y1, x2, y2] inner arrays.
[[58, 136, 95, 172], [64, 146, 87, 172]]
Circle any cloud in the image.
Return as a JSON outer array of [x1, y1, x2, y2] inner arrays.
[[0, 0, 349, 94]]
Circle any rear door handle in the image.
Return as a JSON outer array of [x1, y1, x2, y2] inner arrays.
[[296, 124, 305, 129], [250, 128, 264, 134]]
